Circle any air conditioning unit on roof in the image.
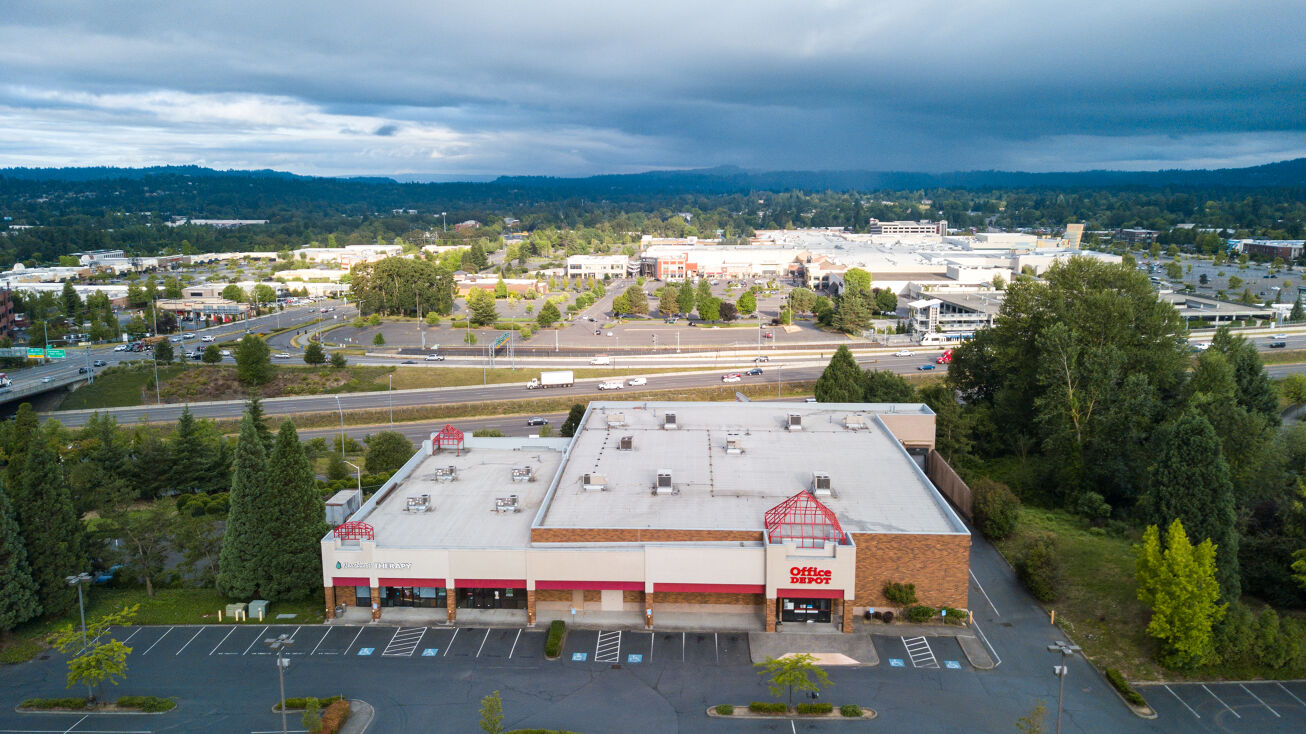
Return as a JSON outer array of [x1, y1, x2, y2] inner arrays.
[[583, 473, 608, 491], [606, 413, 626, 428], [811, 472, 832, 496], [663, 412, 678, 430], [655, 470, 675, 495], [844, 415, 866, 430], [511, 466, 534, 482], [787, 413, 803, 431], [725, 436, 744, 455], [618, 435, 634, 450], [404, 494, 431, 513], [432, 465, 458, 481]]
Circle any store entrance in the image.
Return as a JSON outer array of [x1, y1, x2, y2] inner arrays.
[[383, 587, 445, 608], [780, 597, 832, 623], [458, 588, 526, 609]]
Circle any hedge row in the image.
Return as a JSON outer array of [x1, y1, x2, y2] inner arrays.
[[749, 701, 787, 713], [20, 698, 89, 710], [840, 704, 864, 717], [115, 696, 175, 712], [276, 695, 345, 711], [320, 699, 350, 734], [545, 620, 565, 658], [715, 704, 734, 715], [1106, 669, 1148, 707], [796, 702, 832, 714]]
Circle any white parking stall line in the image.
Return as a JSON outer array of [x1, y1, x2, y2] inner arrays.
[[681, 632, 686, 662], [341, 627, 365, 656], [118, 628, 142, 644], [311, 627, 335, 656], [443, 628, 460, 657], [474, 629, 492, 657], [1239, 684, 1280, 717], [140, 627, 173, 655], [62, 715, 88, 734], [242, 626, 269, 655], [714, 633, 719, 664], [971, 621, 1001, 667], [1202, 685, 1240, 719], [174, 628, 204, 656], [1277, 682, 1306, 707], [901, 636, 939, 669], [648, 632, 654, 662], [595, 630, 621, 663], [968, 570, 1000, 617], [508, 629, 522, 659], [383, 627, 426, 657], [1164, 686, 1200, 718], [208, 627, 236, 656]]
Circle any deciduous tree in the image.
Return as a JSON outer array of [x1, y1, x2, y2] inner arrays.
[[303, 341, 326, 365], [536, 300, 560, 328], [365, 431, 415, 475], [754, 653, 831, 709], [235, 334, 273, 386], [1135, 520, 1226, 668]]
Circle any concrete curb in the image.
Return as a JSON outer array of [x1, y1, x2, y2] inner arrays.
[[15, 702, 177, 715], [706, 705, 876, 720], [956, 635, 996, 670], [339, 699, 374, 733]]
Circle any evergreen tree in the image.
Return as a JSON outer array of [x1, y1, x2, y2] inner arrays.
[[1211, 327, 1279, 425], [468, 289, 498, 326], [154, 338, 173, 364], [261, 421, 327, 600], [217, 414, 270, 599], [0, 403, 38, 496], [560, 403, 587, 438], [815, 345, 864, 403], [169, 407, 213, 494], [68, 413, 132, 515], [326, 451, 349, 481], [1291, 294, 1304, 322], [303, 341, 326, 365], [15, 425, 86, 616], [623, 284, 649, 315], [696, 278, 712, 305], [244, 393, 275, 453], [130, 428, 172, 500], [1141, 408, 1240, 600], [1135, 519, 1226, 668], [0, 482, 41, 636]]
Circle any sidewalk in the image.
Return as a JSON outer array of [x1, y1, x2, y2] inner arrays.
[[339, 700, 373, 734]]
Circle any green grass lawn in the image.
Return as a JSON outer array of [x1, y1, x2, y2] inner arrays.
[[57, 363, 186, 410]]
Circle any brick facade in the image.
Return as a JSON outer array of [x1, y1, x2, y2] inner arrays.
[[323, 586, 335, 620], [531, 527, 764, 543], [446, 588, 457, 622], [764, 598, 776, 632], [527, 590, 536, 625], [851, 532, 970, 609], [651, 591, 764, 606]]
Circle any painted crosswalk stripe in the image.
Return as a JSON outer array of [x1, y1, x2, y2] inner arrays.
[[901, 636, 938, 669], [595, 630, 621, 663], [382, 627, 426, 656]]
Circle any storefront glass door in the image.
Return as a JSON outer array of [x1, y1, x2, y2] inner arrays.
[[780, 597, 832, 623], [458, 588, 526, 609]]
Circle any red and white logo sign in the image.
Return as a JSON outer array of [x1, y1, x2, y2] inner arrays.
[[789, 566, 832, 585]]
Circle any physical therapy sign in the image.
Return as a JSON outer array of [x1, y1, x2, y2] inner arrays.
[[789, 566, 833, 585]]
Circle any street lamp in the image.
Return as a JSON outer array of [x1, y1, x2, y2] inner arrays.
[[1048, 641, 1082, 734], [334, 395, 344, 456], [264, 633, 294, 734], [440, 211, 447, 233], [65, 572, 92, 699], [343, 460, 362, 495]]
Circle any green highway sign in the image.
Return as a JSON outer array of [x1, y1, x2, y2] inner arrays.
[[26, 348, 44, 358], [46, 349, 66, 359]]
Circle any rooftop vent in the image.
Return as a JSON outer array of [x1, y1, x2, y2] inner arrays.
[[404, 494, 432, 513], [582, 473, 608, 491], [618, 435, 634, 451], [725, 436, 744, 455], [432, 465, 458, 482], [511, 466, 535, 482], [655, 470, 677, 495], [843, 415, 867, 431], [606, 412, 626, 428], [663, 412, 678, 430], [787, 413, 803, 431], [494, 495, 520, 514], [811, 472, 832, 497]]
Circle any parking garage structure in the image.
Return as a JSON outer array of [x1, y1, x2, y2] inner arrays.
[[320, 402, 971, 633]]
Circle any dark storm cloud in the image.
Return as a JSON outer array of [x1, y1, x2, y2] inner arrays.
[[0, 0, 1302, 176]]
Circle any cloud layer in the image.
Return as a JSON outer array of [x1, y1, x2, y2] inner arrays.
[[1, 0, 1303, 177]]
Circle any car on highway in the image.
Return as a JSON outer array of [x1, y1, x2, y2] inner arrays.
[[1273, 334, 1288, 339], [424, 354, 445, 361], [220, 350, 232, 357], [169, 336, 183, 343], [746, 367, 763, 376], [187, 352, 202, 360], [754, 356, 769, 362], [722, 373, 742, 383], [594, 329, 601, 335], [526, 416, 549, 426], [113, 344, 127, 351], [598, 380, 624, 390], [93, 360, 107, 367], [201, 335, 215, 342], [607, 331, 614, 337], [627, 377, 647, 387], [274, 352, 292, 359], [762, 331, 774, 339], [401, 359, 417, 364], [1270, 341, 1287, 348], [40, 376, 51, 383], [893, 350, 914, 357], [183, 333, 197, 340], [918, 363, 937, 370], [78, 367, 90, 374]]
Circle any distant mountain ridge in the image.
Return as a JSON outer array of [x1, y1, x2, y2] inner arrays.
[[3, 159, 1306, 190]]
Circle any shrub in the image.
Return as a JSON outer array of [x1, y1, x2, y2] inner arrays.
[[1214, 602, 1255, 665], [21, 698, 89, 710], [715, 704, 734, 715], [1105, 669, 1147, 707], [904, 605, 936, 623], [882, 582, 917, 606], [940, 607, 967, 624], [972, 478, 1020, 539], [881, 610, 895, 624], [545, 620, 565, 658], [1017, 534, 1063, 603], [840, 704, 863, 717], [302, 698, 323, 733], [796, 702, 833, 714], [749, 701, 788, 714], [320, 699, 351, 734], [276, 696, 345, 711]]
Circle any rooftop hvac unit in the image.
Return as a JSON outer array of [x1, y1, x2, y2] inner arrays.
[[663, 412, 678, 430], [582, 473, 608, 491], [787, 413, 803, 431], [844, 415, 867, 430], [725, 436, 744, 455], [432, 465, 458, 482], [511, 466, 535, 482], [324, 489, 362, 527], [606, 413, 626, 428], [494, 495, 520, 513], [655, 470, 676, 495], [618, 435, 634, 451], [811, 472, 832, 497], [404, 494, 432, 513]]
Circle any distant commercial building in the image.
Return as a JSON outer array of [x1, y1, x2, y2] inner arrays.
[[565, 255, 630, 279], [0, 289, 16, 339], [319, 401, 970, 633], [1229, 239, 1305, 261], [73, 249, 126, 265], [294, 245, 402, 267], [640, 245, 801, 281], [908, 292, 1005, 336], [866, 219, 946, 236], [166, 218, 269, 228], [155, 297, 250, 321], [1158, 292, 1275, 326], [1116, 228, 1160, 244]]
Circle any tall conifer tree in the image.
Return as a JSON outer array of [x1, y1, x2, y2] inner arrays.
[[261, 421, 328, 600], [15, 426, 86, 615], [814, 345, 864, 403], [0, 482, 41, 635], [217, 414, 270, 599]]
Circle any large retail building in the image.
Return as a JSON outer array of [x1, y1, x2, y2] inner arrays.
[[320, 401, 971, 632]]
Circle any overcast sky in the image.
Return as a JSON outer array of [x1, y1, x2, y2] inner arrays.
[[1, 1, 1303, 178]]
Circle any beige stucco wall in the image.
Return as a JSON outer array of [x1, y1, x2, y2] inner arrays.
[[644, 546, 766, 590], [527, 549, 645, 583], [764, 540, 857, 600]]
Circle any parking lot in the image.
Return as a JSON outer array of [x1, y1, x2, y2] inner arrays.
[[1140, 679, 1306, 731]]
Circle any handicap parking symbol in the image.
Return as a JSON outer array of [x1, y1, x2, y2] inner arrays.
[[944, 660, 961, 669], [627, 654, 643, 663], [571, 652, 588, 661], [889, 658, 904, 667], [357, 647, 374, 656], [421, 648, 439, 657]]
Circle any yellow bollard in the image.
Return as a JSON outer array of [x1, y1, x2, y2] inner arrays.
[[1050, 609, 1056, 625], [218, 610, 223, 622]]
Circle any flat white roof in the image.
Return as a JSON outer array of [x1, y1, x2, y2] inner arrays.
[[537, 401, 966, 536]]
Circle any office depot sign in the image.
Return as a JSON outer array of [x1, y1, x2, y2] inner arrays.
[[789, 566, 832, 585]]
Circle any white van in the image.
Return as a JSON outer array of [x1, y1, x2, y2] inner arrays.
[[598, 380, 624, 391], [589, 355, 611, 366]]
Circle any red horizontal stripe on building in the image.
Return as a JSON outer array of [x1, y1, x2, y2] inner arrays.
[[776, 588, 843, 599], [652, 583, 765, 594], [454, 579, 527, 588], [378, 578, 445, 588], [332, 577, 369, 586], [534, 580, 642, 591]]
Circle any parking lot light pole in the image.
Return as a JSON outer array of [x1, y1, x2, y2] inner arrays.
[[343, 460, 362, 495], [65, 572, 92, 699], [334, 395, 344, 456], [264, 634, 294, 734], [1048, 641, 1081, 734]]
